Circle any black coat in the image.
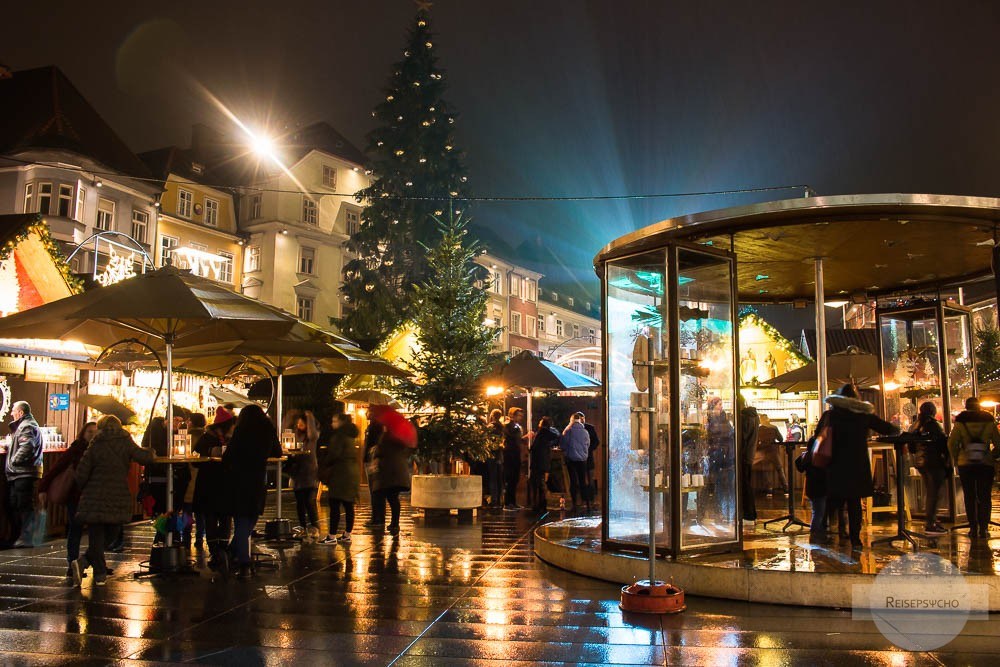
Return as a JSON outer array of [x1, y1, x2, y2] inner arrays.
[[193, 430, 227, 514], [371, 437, 411, 493], [531, 427, 559, 475], [820, 395, 898, 500], [222, 426, 281, 517], [584, 423, 600, 469]]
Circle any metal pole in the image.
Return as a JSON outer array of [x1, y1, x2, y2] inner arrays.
[[276, 369, 284, 519], [647, 335, 656, 583], [165, 338, 174, 547], [815, 258, 829, 408]]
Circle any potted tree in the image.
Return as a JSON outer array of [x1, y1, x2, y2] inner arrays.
[[394, 213, 499, 514]]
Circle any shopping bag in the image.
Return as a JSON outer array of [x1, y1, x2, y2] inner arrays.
[[30, 510, 48, 546]]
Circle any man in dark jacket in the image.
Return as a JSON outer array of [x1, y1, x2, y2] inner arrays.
[[503, 408, 526, 510], [739, 400, 760, 523], [5, 401, 43, 548]]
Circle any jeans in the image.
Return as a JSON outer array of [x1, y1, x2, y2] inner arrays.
[[8, 477, 37, 545], [740, 462, 757, 521], [831, 497, 863, 544], [503, 454, 521, 507], [809, 496, 827, 535], [84, 523, 120, 576], [920, 467, 947, 527], [232, 515, 257, 565], [328, 497, 355, 535], [294, 487, 319, 529], [565, 459, 590, 507], [486, 459, 503, 506], [958, 465, 995, 531], [66, 502, 83, 563]]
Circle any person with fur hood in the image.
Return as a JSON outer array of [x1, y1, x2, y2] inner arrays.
[[947, 396, 1000, 539], [318, 412, 361, 544], [817, 384, 898, 551]]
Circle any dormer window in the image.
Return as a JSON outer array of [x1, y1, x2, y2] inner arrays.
[[191, 162, 204, 175]]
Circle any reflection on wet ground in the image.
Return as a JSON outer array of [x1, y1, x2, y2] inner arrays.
[[0, 493, 996, 665]]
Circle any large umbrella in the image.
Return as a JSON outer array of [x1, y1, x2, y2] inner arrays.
[[208, 386, 259, 409], [0, 265, 302, 545], [764, 346, 879, 393], [498, 350, 602, 437], [78, 393, 137, 424], [340, 389, 400, 407], [369, 404, 418, 448]]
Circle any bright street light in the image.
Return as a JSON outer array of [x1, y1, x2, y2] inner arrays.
[[249, 130, 276, 161]]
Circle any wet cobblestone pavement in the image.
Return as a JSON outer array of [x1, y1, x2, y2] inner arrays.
[[0, 492, 997, 665]]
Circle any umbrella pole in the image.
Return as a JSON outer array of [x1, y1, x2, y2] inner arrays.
[[815, 259, 829, 409], [166, 338, 174, 548], [276, 369, 284, 520]]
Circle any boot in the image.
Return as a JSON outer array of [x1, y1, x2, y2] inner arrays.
[[237, 564, 251, 580]]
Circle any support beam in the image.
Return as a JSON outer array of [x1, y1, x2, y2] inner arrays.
[[815, 258, 829, 407]]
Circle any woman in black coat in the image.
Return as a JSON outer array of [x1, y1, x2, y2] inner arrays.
[[221, 405, 281, 578], [530, 417, 559, 512], [194, 407, 235, 570], [909, 402, 950, 535], [818, 384, 898, 550]]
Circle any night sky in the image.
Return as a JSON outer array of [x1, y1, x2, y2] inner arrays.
[[4, 1, 1000, 320]]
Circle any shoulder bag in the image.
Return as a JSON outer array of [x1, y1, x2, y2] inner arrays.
[[811, 420, 834, 469]]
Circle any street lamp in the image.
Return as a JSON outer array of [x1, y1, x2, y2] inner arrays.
[[248, 130, 277, 162]]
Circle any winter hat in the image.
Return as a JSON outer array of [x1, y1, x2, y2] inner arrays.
[[213, 406, 235, 427]]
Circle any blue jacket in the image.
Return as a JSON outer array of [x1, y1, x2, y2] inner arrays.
[[560, 422, 591, 462]]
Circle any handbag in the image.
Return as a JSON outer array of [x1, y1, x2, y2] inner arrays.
[[47, 466, 77, 505], [811, 421, 833, 469]]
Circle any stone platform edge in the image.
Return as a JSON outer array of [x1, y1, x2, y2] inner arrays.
[[533, 525, 1000, 611]]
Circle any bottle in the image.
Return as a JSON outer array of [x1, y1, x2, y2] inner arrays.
[[559, 497, 566, 510]]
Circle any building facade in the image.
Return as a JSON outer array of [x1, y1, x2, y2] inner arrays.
[[537, 287, 601, 379], [474, 251, 542, 355], [0, 67, 162, 279], [238, 123, 369, 325], [140, 146, 242, 289]]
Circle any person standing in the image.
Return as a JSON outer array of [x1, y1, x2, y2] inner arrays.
[[179, 413, 206, 549], [947, 396, 1000, 539], [72, 415, 155, 586], [362, 417, 385, 526], [739, 398, 760, 523], [193, 407, 236, 573], [581, 413, 601, 503], [530, 417, 559, 512], [319, 412, 361, 544], [5, 401, 43, 548], [910, 402, 950, 536], [222, 405, 281, 579], [38, 421, 96, 574], [486, 409, 505, 509], [141, 417, 169, 521], [560, 413, 592, 512], [795, 433, 829, 544], [706, 396, 736, 522], [370, 429, 411, 536], [503, 408, 526, 511], [821, 384, 898, 551], [757, 413, 787, 496], [284, 410, 320, 540]]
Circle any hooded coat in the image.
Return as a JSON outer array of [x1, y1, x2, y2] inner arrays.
[[371, 436, 411, 493], [947, 410, 1000, 468], [76, 424, 154, 524], [819, 394, 898, 499], [318, 422, 361, 502]]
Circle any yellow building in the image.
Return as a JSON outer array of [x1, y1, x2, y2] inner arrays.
[[139, 147, 242, 288]]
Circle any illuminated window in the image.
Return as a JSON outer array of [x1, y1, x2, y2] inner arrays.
[[299, 246, 316, 275], [526, 315, 536, 337], [573, 324, 580, 338], [246, 245, 261, 272], [322, 165, 337, 188], [160, 235, 179, 266], [538, 316, 545, 333], [23, 183, 33, 213], [568, 297, 575, 307], [526, 279, 536, 302], [250, 194, 261, 220], [346, 209, 360, 235], [131, 210, 148, 244], [297, 296, 314, 321], [96, 198, 115, 231], [75, 184, 86, 221], [57, 184, 74, 217], [218, 250, 234, 283], [555, 318, 564, 337], [302, 197, 318, 224], [511, 311, 522, 335], [204, 197, 219, 226], [178, 188, 193, 218]]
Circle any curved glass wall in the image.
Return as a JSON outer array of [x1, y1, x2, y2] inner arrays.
[[602, 244, 740, 557]]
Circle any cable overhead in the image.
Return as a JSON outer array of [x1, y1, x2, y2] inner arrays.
[[0, 155, 813, 203]]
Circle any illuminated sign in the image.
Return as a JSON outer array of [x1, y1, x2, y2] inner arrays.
[[0, 357, 26, 376], [48, 393, 70, 411], [97, 247, 138, 286], [25, 359, 76, 384], [170, 246, 231, 282]]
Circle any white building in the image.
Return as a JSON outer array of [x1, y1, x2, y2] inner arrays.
[[474, 251, 542, 355], [238, 123, 369, 326], [537, 286, 601, 380], [0, 67, 161, 276]]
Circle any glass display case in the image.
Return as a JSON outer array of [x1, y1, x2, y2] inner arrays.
[[602, 244, 740, 557], [877, 301, 975, 521]]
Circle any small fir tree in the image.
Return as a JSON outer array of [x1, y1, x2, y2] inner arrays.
[[338, 6, 469, 347], [394, 213, 499, 466], [975, 315, 1000, 382]]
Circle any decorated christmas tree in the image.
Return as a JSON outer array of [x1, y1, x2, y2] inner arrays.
[[393, 212, 498, 465], [338, 4, 469, 347]]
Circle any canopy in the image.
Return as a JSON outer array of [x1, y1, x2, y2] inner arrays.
[[339, 389, 400, 407], [764, 347, 879, 393], [78, 393, 137, 425], [496, 350, 601, 435]]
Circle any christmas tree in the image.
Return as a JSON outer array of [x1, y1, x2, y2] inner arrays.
[[394, 212, 498, 465], [338, 5, 468, 348]]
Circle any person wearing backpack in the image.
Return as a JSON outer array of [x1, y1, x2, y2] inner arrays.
[[909, 402, 951, 536], [947, 396, 1000, 539]]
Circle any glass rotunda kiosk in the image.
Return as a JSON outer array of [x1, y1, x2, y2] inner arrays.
[[597, 193, 1000, 559]]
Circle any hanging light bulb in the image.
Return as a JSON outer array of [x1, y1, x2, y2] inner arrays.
[[445, 145, 453, 151], [413, 81, 421, 87], [429, 106, 436, 112], [460, 176, 468, 182], [434, 210, 443, 216], [365, 283, 374, 292], [425, 42, 433, 48], [397, 115, 403, 121], [421, 120, 431, 127], [405, 181, 413, 186], [386, 95, 394, 101], [395, 149, 405, 156], [449, 191, 458, 197], [419, 158, 427, 163], [404, 50, 411, 57]]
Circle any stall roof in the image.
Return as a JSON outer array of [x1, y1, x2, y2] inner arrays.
[[595, 193, 1000, 302]]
